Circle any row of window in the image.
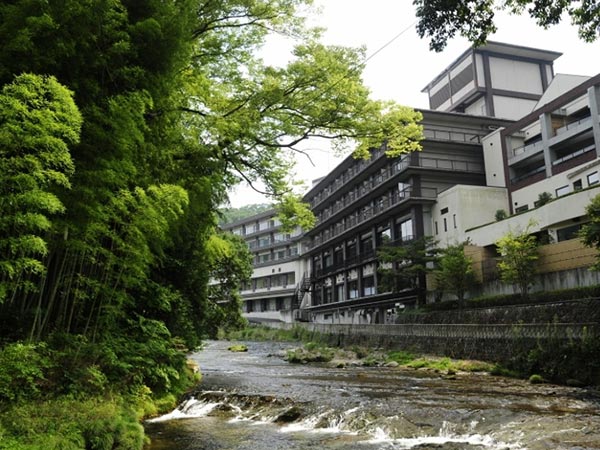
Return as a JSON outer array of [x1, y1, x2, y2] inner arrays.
[[254, 246, 299, 264], [312, 219, 413, 272], [313, 276, 377, 305], [515, 171, 599, 213], [310, 148, 387, 207], [247, 232, 294, 249], [231, 217, 281, 236], [244, 297, 290, 313], [312, 188, 414, 247], [241, 272, 296, 291]]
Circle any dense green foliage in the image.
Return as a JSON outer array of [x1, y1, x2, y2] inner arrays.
[[423, 284, 600, 312], [0, 0, 423, 447], [378, 236, 439, 306], [434, 242, 477, 306], [414, 0, 600, 51], [579, 194, 600, 270]]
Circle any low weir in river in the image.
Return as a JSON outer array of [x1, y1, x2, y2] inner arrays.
[[145, 340, 600, 450]]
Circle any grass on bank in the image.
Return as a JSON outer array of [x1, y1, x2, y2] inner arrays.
[[222, 324, 599, 386], [0, 339, 200, 450]]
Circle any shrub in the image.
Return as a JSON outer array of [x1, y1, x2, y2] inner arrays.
[[495, 209, 507, 221], [0, 342, 52, 402]]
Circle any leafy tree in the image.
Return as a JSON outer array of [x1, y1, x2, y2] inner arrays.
[[579, 194, 600, 270], [378, 236, 439, 306], [205, 232, 253, 336], [0, 0, 425, 421], [0, 73, 81, 305], [414, 0, 600, 51], [495, 225, 539, 299], [435, 242, 477, 307]]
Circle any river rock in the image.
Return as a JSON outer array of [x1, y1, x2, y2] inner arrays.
[[274, 406, 303, 423], [384, 361, 399, 368]]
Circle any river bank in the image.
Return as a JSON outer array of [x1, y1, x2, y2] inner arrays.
[[224, 323, 599, 387]]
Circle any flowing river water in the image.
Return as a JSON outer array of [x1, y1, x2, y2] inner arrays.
[[145, 340, 600, 450]]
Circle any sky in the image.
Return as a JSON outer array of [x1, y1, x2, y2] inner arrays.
[[227, 1, 600, 208]]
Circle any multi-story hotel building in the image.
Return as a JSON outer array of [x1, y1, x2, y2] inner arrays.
[[222, 210, 307, 323], [301, 111, 512, 324], [225, 41, 600, 323]]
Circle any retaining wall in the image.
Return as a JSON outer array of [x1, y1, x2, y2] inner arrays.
[[261, 300, 599, 364]]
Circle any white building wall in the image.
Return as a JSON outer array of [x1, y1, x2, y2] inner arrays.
[[482, 128, 507, 187], [467, 185, 600, 247], [475, 53, 485, 87], [465, 96, 486, 116], [511, 160, 600, 210], [492, 95, 538, 120], [489, 57, 543, 94], [432, 185, 509, 247]]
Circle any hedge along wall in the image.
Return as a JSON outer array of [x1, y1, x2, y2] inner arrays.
[[263, 297, 600, 383], [457, 240, 600, 298], [265, 321, 598, 364]]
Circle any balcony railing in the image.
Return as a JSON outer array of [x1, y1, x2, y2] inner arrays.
[[552, 143, 595, 166], [554, 115, 592, 136], [315, 156, 477, 224], [511, 139, 543, 158], [423, 128, 482, 144], [510, 165, 546, 184], [310, 187, 437, 249]]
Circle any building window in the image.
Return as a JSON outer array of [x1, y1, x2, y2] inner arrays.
[[574, 179, 583, 191], [324, 287, 333, 304], [363, 277, 375, 296], [323, 251, 333, 268], [588, 172, 599, 186], [443, 218, 447, 232], [361, 234, 373, 254], [555, 185, 570, 197], [376, 226, 391, 246], [453, 214, 457, 229], [286, 272, 295, 285], [348, 280, 359, 299], [435, 221, 439, 235], [399, 218, 413, 241], [336, 284, 344, 302], [347, 239, 357, 258], [440, 207, 449, 215], [557, 224, 582, 242]]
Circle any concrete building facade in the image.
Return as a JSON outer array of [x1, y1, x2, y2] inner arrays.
[[223, 210, 307, 323], [225, 42, 600, 323]]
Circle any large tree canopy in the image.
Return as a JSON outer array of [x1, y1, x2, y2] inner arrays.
[[0, 0, 424, 352], [414, 0, 600, 51]]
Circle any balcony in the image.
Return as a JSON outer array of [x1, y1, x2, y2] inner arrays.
[[423, 128, 482, 144], [509, 139, 544, 165], [310, 186, 437, 249], [314, 156, 479, 226]]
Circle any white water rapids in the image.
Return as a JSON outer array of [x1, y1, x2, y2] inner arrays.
[[145, 341, 600, 450]]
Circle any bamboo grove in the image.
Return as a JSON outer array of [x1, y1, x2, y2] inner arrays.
[[0, 0, 423, 397]]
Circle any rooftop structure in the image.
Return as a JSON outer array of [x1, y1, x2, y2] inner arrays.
[[422, 41, 561, 120]]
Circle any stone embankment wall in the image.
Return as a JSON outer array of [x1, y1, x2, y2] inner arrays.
[[263, 299, 599, 364]]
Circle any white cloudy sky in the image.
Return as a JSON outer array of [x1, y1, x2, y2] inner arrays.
[[228, 1, 600, 207]]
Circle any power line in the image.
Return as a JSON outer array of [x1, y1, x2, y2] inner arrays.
[[364, 20, 417, 63]]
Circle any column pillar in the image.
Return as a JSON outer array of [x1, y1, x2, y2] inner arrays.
[[587, 85, 600, 159], [539, 112, 554, 178]]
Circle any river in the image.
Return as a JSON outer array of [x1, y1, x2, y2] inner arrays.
[[145, 340, 600, 450]]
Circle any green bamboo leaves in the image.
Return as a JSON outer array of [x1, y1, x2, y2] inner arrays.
[[0, 74, 82, 303]]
